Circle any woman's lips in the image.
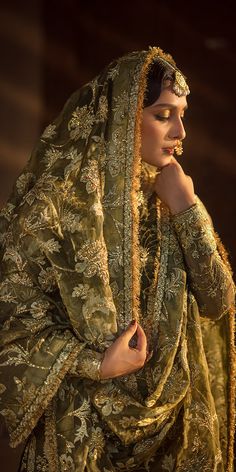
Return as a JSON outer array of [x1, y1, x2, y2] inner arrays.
[[162, 147, 175, 155]]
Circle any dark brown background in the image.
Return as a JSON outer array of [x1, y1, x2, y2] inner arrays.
[[0, 1, 235, 470]]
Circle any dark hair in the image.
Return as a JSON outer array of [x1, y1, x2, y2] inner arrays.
[[144, 60, 176, 107]]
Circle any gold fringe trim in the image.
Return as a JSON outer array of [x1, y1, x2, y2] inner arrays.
[[131, 48, 163, 321], [44, 400, 60, 472], [226, 306, 236, 472], [214, 232, 235, 472]]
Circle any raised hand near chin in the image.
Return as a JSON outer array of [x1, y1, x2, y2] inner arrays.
[[154, 157, 196, 214]]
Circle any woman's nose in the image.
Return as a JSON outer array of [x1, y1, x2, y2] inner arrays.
[[169, 118, 186, 141]]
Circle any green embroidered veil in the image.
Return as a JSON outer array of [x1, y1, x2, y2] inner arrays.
[[0, 47, 235, 471]]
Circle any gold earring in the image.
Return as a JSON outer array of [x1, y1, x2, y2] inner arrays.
[[175, 141, 183, 156]]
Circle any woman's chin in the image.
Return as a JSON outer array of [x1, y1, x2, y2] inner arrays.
[[155, 157, 172, 169], [142, 154, 172, 169]]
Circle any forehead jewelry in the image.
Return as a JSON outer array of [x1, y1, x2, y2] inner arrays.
[[172, 70, 190, 97], [149, 47, 190, 97]]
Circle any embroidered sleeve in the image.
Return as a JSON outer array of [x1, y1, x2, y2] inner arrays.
[[172, 200, 235, 319], [69, 349, 104, 381]]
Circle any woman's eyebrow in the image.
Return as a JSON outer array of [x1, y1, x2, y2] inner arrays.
[[151, 103, 188, 111]]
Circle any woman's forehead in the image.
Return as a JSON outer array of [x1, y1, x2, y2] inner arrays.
[[151, 84, 188, 110]]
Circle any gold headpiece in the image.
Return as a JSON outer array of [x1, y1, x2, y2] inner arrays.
[[172, 70, 190, 97], [148, 46, 190, 97]]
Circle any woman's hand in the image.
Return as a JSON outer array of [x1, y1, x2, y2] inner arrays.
[[154, 157, 195, 214], [100, 321, 148, 379]]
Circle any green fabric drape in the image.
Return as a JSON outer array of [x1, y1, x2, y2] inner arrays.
[[0, 47, 235, 471]]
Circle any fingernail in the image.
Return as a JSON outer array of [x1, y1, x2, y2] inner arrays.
[[130, 320, 136, 325]]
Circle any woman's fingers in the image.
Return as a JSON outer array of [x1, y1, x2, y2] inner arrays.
[[122, 321, 147, 352], [121, 320, 138, 342], [136, 323, 147, 353], [153, 157, 195, 215], [100, 322, 148, 379]]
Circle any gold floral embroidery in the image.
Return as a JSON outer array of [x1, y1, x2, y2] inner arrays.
[[72, 284, 90, 299], [55, 395, 91, 451], [172, 201, 234, 319], [44, 147, 64, 169], [9, 272, 33, 287], [81, 289, 115, 324], [60, 210, 81, 233], [40, 238, 61, 255], [107, 126, 125, 177], [40, 123, 57, 140], [68, 104, 94, 141], [172, 202, 216, 255], [16, 172, 35, 196], [139, 246, 149, 269], [59, 454, 74, 472], [88, 426, 105, 460], [113, 91, 129, 124], [38, 267, 57, 292], [108, 246, 123, 275], [64, 149, 83, 179], [75, 240, 109, 284], [93, 383, 128, 417], [70, 349, 104, 381], [0, 202, 16, 221], [95, 95, 108, 123], [30, 300, 50, 319], [80, 159, 100, 194], [3, 246, 25, 270], [106, 62, 120, 80], [164, 268, 185, 301], [162, 453, 175, 471]]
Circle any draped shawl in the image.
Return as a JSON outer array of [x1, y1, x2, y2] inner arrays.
[[0, 47, 235, 471]]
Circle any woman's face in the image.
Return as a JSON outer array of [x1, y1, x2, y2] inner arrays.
[[141, 83, 188, 168]]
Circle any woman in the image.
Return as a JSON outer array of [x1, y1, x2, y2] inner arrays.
[[0, 46, 235, 471]]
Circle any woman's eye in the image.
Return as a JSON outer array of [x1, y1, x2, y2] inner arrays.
[[154, 115, 169, 121]]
